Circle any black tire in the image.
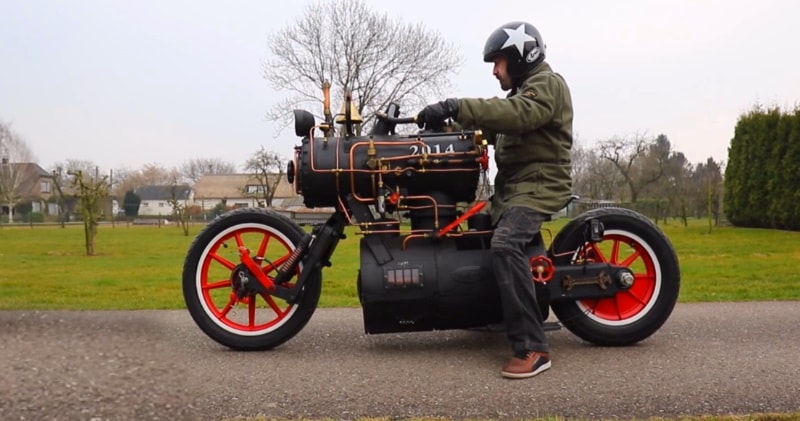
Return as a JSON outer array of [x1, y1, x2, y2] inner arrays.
[[549, 207, 680, 346], [182, 207, 321, 350]]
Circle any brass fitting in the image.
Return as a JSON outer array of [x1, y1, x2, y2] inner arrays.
[[366, 137, 378, 169]]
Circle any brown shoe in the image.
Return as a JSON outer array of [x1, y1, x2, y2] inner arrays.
[[501, 351, 551, 379]]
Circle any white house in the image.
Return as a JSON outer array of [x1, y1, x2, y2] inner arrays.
[[135, 185, 193, 217], [192, 174, 295, 211]]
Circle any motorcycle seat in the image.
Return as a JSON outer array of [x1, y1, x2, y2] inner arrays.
[[544, 194, 580, 221]]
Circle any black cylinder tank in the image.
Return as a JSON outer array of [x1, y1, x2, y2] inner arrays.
[[293, 132, 481, 208], [358, 234, 503, 334], [357, 231, 551, 334]]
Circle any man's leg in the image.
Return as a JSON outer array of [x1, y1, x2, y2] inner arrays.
[[491, 207, 551, 377]]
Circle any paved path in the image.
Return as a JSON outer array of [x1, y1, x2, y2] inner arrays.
[[1, 302, 799, 420]]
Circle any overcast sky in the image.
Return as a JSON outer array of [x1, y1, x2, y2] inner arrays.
[[2, 0, 799, 174]]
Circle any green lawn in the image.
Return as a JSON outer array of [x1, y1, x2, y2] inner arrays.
[[0, 217, 798, 310]]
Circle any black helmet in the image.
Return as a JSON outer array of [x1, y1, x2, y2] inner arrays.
[[483, 21, 546, 78]]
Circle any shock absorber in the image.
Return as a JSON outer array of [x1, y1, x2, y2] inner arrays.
[[272, 233, 314, 285]]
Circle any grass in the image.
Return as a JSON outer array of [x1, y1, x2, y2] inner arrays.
[[658, 221, 800, 301], [0, 217, 799, 310]]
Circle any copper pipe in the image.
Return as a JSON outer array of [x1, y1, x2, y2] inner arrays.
[[443, 229, 494, 238], [402, 233, 430, 250], [322, 81, 332, 129], [308, 136, 480, 176]]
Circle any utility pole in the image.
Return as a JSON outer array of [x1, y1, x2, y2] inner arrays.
[[52, 167, 67, 228], [110, 168, 115, 228]]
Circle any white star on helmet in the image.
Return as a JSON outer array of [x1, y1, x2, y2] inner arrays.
[[501, 23, 537, 57]]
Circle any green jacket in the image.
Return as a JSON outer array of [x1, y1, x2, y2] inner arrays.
[[456, 61, 574, 224]]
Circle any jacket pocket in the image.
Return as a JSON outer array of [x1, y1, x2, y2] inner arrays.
[[502, 180, 541, 200]]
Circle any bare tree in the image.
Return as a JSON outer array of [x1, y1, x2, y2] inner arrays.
[[168, 169, 192, 236], [51, 160, 100, 192], [264, 0, 462, 134], [51, 160, 110, 226], [112, 162, 174, 198], [572, 137, 624, 201], [69, 169, 109, 256], [244, 146, 284, 207], [49, 166, 71, 227], [636, 134, 674, 222], [180, 157, 237, 184], [52, 159, 100, 180], [0, 120, 35, 223], [573, 145, 625, 201], [48, 166, 66, 227], [693, 157, 724, 232], [570, 136, 592, 190], [598, 132, 666, 203]]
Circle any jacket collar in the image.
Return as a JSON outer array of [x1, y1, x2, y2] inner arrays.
[[509, 61, 551, 95]]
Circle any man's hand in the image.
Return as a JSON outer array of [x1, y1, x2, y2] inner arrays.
[[416, 98, 459, 128]]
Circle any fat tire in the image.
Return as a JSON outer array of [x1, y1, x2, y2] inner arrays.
[[549, 207, 680, 346], [182, 207, 321, 350]]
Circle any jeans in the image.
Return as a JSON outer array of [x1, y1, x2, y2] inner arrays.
[[490, 206, 551, 355]]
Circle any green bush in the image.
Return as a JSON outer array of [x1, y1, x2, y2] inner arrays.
[[725, 105, 800, 230]]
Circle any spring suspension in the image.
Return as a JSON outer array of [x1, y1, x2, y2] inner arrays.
[[271, 233, 313, 285]]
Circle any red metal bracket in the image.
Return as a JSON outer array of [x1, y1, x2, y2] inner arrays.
[[436, 201, 488, 237], [238, 246, 276, 292]]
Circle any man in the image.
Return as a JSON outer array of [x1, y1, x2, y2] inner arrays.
[[416, 21, 574, 379]]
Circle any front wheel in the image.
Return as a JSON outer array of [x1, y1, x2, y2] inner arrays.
[[549, 208, 680, 346], [182, 207, 321, 350]]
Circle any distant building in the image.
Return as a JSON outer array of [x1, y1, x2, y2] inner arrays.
[[135, 185, 193, 216], [0, 161, 60, 221], [192, 174, 295, 211]]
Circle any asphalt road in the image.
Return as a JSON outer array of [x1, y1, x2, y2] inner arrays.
[[1, 301, 799, 421]]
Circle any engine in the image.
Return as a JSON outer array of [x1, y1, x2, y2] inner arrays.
[[292, 131, 486, 227]]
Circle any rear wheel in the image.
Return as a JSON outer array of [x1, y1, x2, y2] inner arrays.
[[549, 208, 680, 346], [182, 208, 321, 350]]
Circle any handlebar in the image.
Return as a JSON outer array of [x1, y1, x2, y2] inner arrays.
[[371, 104, 450, 135], [375, 112, 417, 125]]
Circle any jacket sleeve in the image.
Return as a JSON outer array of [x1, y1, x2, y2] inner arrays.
[[456, 73, 560, 135]]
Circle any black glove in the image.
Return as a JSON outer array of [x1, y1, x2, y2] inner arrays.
[[416, 98, 459, 128]]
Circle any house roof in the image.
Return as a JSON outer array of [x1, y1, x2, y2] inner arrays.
[[10, 162, 50, 178], [135, 185, 192, 201], [193, 174, 295, 200]]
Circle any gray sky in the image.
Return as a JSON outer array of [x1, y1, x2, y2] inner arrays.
[[2, 0, 799, 174]]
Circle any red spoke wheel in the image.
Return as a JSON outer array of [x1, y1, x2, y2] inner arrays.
[[182, 208, 321, 350], [549, 208, 680, 346], [576, 231, 658, 324]]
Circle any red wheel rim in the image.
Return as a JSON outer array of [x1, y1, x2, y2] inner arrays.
[[576, 230, 659, 324], [196, 224, 300, 334]]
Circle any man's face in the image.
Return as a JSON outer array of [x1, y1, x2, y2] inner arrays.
[[493, 56, 513, 91]]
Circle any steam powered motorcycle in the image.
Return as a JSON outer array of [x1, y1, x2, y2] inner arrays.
[[182, 88, 680, 350]]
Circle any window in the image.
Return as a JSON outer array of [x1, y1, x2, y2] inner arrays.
[[32, 202, 41, 212], [246, 184, 265, 194], [158, 202, 165, 208], [40, 181, 51, 193]]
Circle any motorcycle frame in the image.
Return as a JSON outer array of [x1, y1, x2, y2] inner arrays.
[[242, 197, 634, 309]]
